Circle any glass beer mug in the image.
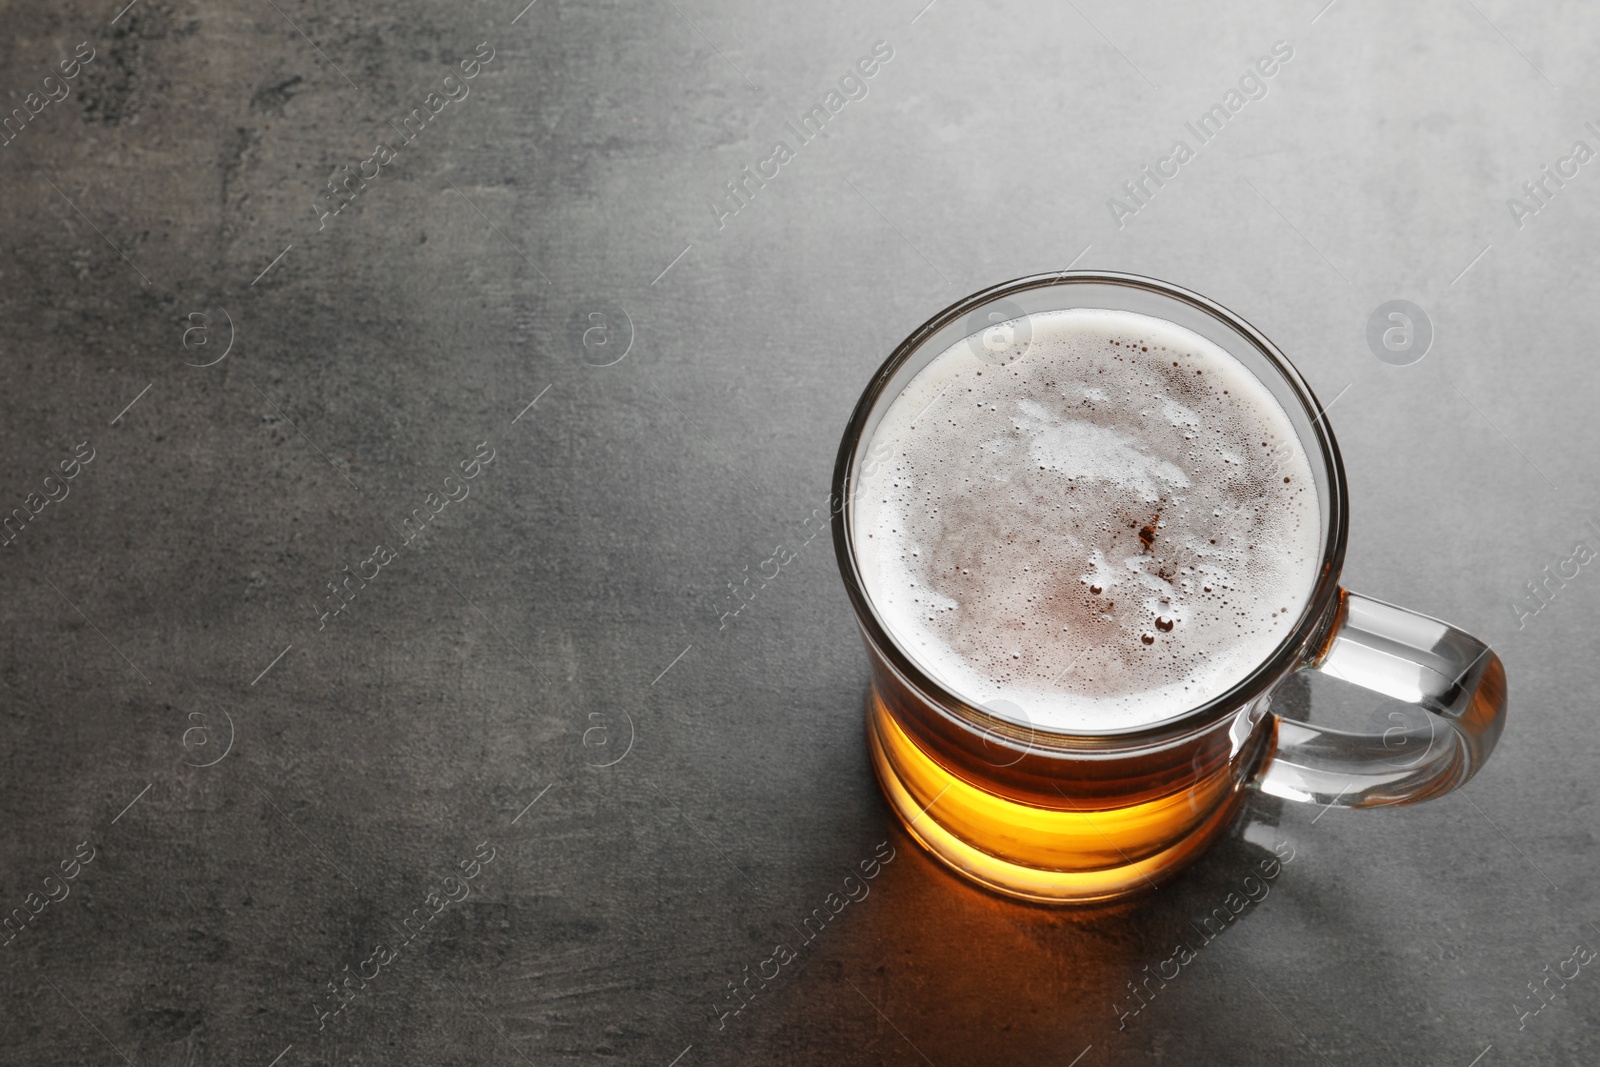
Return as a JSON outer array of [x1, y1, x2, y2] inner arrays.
[[831, 272, 1506, 904]]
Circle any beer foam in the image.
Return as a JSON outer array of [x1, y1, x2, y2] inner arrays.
[[852, 308, 1321, 731]]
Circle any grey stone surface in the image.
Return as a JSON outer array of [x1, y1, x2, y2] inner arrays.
[[1, 0, 1596, 1063]]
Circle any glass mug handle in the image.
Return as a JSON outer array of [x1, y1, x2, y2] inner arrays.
[[1254, 590, 1507, 807]]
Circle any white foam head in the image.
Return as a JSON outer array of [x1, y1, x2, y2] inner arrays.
[[851, 308, 1321, 732]]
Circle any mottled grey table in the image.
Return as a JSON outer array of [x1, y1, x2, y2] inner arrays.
[[2, 0, 1596, 1064]]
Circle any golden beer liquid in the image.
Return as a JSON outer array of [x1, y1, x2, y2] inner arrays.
[[864, 657, 1275, 903]]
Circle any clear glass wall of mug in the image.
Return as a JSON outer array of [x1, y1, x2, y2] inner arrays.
[[831, 272, 1505, 904]]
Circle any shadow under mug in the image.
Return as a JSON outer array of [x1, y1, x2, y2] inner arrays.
[[831, 272, 1507, 905]]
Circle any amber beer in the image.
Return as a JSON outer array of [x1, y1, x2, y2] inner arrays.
[[862, 668, 1265, 902], [833, 274, 1506, 904]]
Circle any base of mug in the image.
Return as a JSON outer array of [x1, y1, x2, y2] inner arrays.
[[866, 689, 1248, 905]]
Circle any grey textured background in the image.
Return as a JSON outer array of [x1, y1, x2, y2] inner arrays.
[[1, 0, 1596, 1064]]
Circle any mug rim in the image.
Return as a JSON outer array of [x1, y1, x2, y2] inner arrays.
[[830, 270, 1351, 746]]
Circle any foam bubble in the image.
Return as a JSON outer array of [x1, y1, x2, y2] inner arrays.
[[853, 308, 1321, 731]]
